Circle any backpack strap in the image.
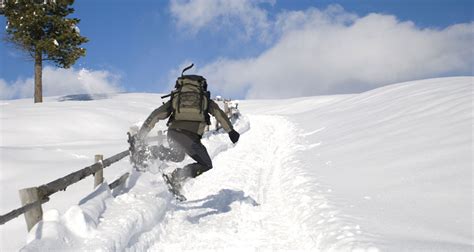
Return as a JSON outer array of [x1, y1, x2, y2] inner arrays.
[[161, 92, 173, 99], [204, 91, 211, 125], [181, 63, 194, 76], [165, 90, 178, 126]]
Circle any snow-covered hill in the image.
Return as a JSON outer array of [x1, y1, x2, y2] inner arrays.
[[0, 77, 472, 251]]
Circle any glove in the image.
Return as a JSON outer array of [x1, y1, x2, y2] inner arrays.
[[228, 130, 240, 143]]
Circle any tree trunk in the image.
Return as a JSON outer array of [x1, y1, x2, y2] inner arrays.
[[34, 49, 43, 103]]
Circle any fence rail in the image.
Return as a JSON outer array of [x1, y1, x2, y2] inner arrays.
[[0, 197, 49, 225], [0, 149, 130, 231], [37, 150, 129, 198]]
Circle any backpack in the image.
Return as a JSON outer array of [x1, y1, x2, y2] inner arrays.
[[162, 64, 211, 125]]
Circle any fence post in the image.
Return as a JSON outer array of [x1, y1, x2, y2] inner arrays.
[[93, 154, 104, 188], [224, 101, 230, 116], [18, 187, 43, 232]]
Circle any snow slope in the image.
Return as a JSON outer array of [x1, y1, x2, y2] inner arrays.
[[242, 77, 473, 251], [0, 77, 472, 251]]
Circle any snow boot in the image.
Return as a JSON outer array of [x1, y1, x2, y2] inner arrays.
[[169, 168, 190, 189], [162, 169, 187, 201]]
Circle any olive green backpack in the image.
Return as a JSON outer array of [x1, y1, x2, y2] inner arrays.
[[162, 64, 211, 125]]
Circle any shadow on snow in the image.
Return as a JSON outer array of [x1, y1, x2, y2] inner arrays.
[[176, 189, 259, 224], [57, 93, 110, 102]]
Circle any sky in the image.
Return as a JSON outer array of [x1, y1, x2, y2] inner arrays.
[[0, 0, 473, 100]]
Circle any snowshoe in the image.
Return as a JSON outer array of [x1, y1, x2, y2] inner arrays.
[[162, 173, 187, 201]]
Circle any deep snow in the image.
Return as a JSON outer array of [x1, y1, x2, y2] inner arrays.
[[0, 77, 472, 251]]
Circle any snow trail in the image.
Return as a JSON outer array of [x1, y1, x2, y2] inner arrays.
[[139, 115, 372, 251]]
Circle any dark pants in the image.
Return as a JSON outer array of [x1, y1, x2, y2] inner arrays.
[[152, 129, 213, 178]]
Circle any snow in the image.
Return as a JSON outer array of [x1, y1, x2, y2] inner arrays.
[[0, 77, 472, 251], [71, 24, 81, 34]]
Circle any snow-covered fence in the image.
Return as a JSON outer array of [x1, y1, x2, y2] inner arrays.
[[209, 99, 240, 132], [0, 150, 130, 231], [36, 150, 129, 198]]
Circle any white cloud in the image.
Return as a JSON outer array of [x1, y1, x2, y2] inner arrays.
[[194, 6, 473, 98], [0, 77, 33, 100], [0, 79, 18, 100], [169, 0, 274, 42], [0, 66, 123, 100]]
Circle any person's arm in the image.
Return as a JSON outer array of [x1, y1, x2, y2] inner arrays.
[[209, 100, 233, 132], [137, 101, 171, 139], [209, 100, 240, 143]]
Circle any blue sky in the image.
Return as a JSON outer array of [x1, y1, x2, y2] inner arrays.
[[0, 0, 472, 99]]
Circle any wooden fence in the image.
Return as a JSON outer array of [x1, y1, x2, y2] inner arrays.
[[0, 150, 130, 231]]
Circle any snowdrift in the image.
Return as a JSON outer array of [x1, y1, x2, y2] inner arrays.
[[0, 76, 472, 251], [240, 76, 473, 251]]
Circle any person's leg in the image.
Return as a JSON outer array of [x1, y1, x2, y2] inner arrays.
[[167, 129, 213, 179], [182, 141, 213, 178]]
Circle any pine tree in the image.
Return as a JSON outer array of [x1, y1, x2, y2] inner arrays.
[[3, 0, 88, 103]]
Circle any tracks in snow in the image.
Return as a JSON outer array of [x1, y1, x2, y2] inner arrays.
[[144, 115, 327, 250]]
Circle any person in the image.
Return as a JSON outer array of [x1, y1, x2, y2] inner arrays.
[[135, 67, 240, 186]]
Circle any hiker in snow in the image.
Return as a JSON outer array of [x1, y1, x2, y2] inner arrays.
[[136, 64, 240, 185]]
